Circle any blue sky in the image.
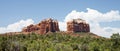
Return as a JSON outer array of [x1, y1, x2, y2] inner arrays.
[[0, 0, 120, 26], [0, 0, 120, 37]]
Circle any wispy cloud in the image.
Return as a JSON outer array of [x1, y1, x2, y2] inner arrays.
[[0, 19, 34, 33]]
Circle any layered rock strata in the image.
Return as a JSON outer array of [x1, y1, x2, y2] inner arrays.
[[22, 18, 59, 34], [67, 19, 90, 32]]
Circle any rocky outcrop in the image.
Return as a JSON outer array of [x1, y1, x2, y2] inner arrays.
[[22, 18, 60, 34], [67, 19, 90, 32], [22, 18, 90, 34]]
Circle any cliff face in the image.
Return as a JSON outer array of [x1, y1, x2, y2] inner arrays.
[[67, 19, 90, 32], [22, 18, 59, 34], [22, 18, 90, 34]]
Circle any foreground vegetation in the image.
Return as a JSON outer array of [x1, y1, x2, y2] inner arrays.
[[0, 32, 120, 51]]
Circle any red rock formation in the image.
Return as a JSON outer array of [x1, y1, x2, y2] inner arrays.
[[22, 18, 60, 34], [67, 19, 90, 32]]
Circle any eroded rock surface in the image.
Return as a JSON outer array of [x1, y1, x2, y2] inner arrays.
[[67, 19, 90, 32], [22, 18, 59, 34]]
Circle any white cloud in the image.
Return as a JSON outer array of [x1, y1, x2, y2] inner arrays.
[[59, 8, 120, 38], [1, 8, 120, 38], [65, 8, 120, 23], [59, 21, 67, 31], [0, 19, 34, 33]]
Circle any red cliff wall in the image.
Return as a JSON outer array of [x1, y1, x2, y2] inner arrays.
[[67, 19, 90, 32], [22, 18, 60, 34]]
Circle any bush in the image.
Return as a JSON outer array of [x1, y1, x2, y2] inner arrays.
[[0, 33, 120, 51]]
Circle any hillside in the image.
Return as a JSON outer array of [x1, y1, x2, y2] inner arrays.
[[0, 32, 120, 51], [0, 31, 100, 38]]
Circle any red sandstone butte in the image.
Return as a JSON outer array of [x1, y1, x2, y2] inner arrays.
[[67, 19, 90, 32], [22, 18, 60, 34]]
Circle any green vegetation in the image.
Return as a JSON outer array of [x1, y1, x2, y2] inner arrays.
[[0, 32, 120, 51]]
